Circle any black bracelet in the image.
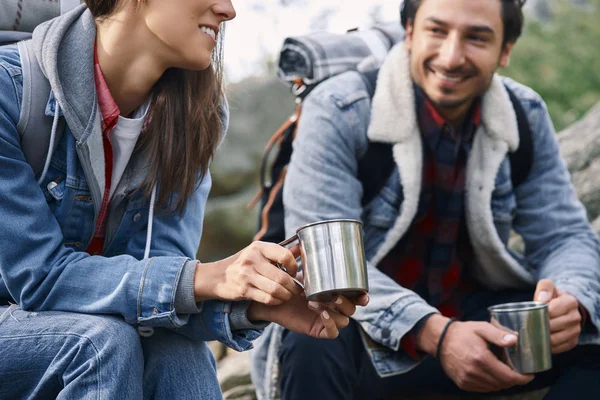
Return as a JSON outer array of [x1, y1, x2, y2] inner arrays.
[[435, 317, 457, 360]]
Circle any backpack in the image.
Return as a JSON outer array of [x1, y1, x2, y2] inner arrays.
[[0, 1, 80, 176], [250, 27, 533, 244]]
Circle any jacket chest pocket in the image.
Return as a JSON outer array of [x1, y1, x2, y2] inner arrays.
[[491, 179, 517, 244], [41, 168, 95, 251]]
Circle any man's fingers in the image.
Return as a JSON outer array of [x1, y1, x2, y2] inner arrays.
[[549, 312, 581, 333], [534, 279, 557, 303], [481, 351, 535, 387], [548, 294, 579, 319], [551, 326, 580, 349], [475, 323, 518, 348]]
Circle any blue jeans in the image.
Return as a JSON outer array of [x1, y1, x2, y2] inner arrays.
[[0, 304, 222, 399], [279, 290, 600, 400]]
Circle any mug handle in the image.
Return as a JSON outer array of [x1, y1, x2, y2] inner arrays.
[[277, 235, 305, 290]]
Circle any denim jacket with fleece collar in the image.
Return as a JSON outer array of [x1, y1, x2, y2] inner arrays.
[[0, 6, 263, 351], [249, 42, 600, 399]]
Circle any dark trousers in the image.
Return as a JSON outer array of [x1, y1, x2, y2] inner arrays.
[[279, 290, 600, 400]]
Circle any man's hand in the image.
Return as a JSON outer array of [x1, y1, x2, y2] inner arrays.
[[416, 315, 533, 392], [248, 289, 369, 339], [534, 279, 582, 354]]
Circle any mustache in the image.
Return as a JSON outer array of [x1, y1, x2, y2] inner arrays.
[[426, 62, 476, 76]]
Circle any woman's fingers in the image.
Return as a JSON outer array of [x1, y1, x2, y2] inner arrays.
[[248, 273, 294, 303], [332, 296, 356, 317], [319, 310, 339, 338], [307, 295, 357, 317], [256, 241, 299, 277], [242, 287, 283, 306], [255, 262, 300, 295]]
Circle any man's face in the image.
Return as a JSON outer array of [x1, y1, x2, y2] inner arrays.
[[405, 0, 514, 119]]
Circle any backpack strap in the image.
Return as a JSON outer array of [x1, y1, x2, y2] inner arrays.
[[16, 39, 64, 176], [0, 31, 32, 45], [358, 69, 396, 206], [505, 86, 534, 188]]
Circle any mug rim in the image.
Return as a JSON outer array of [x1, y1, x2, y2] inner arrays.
[[297, 219, 363, 233], [488, 301, 548, 313]]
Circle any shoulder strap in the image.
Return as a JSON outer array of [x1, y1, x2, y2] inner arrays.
[[505, 85, 534, 188], [17, 39, 64, 176], [0, 31, 32, 45], [358, 69, 396, 206]]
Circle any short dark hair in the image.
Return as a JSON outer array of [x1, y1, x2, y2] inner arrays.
[[400, 0, 526, 45]]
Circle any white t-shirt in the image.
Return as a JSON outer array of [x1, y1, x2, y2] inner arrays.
[[109, 98, 151, 199]]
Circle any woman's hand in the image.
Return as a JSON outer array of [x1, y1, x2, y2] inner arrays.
[[248, 290, 370, 339], [193, 241, 300, 305]]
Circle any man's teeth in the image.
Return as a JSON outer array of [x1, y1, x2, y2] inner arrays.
[[200, 26, 216, 41], [433, 71, 463, 83]]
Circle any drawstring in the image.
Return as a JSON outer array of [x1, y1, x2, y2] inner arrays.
[[37, 103, 61, 185], [144, 185, 157, 259], [138, 185, 157, 338], [38, 103, 158, 337]]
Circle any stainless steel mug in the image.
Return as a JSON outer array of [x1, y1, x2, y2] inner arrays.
[[278, 219, 369, 302], [488, 301, 552, 374]]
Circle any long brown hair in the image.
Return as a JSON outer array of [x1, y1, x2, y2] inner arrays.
[[85, 0, 224, 215]]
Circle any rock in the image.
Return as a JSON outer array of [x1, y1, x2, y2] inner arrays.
[[222, 384, 258, 400], [208, 341, 228, 362], [217, 351, 253, 395], [559, 103, 600, 220], [510, 103, 600, 252]]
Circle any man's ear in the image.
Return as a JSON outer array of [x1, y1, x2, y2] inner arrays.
[[499, 41, 515, 68], [405, 20, 414, 53]]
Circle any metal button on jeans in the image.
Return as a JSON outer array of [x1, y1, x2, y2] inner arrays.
[[133, 213, 141, 222]]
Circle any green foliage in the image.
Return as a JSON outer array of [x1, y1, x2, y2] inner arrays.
[[503, 0, 600, 131]]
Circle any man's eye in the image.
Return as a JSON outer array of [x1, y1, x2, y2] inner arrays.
[[430, 28, 444, 34], [469, 35, 486, 43]]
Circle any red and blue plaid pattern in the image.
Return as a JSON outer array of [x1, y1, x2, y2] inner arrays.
[[378, 86, 481, 358]]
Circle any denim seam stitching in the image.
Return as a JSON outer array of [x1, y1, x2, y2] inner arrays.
[[138, 257, 156, 322], [167, 258, 188, 327]]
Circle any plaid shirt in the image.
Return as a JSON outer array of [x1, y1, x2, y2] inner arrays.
[[378, 86, 482, 358]]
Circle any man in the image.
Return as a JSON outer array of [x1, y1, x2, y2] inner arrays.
[[250, 0, 600, 399]]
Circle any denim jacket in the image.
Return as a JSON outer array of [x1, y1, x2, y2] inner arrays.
[[250, 43, 600, 399], [0, 6, 262, 351]]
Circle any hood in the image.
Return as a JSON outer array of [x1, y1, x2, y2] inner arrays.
[[31, 4, 98, 143]]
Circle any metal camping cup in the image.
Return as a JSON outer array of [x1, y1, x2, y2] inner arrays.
[[277, 219, 369, 302], [488, 301, 552, 374]]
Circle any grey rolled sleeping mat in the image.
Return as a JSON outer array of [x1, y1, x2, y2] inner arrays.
[[0, 0, 81, 32], [0, 0, 82, 45]]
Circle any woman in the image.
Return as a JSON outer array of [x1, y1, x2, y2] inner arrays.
[[0, 1, 367, 398]]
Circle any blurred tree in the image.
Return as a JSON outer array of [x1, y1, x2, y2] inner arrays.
[[504, 0, 599, 131]]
